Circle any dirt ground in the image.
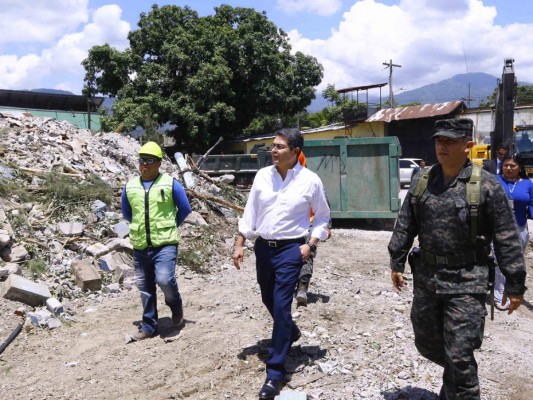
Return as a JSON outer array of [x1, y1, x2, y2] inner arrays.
[[1, 227, 532, 400]]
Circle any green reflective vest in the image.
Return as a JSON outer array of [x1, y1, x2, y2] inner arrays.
[[125, 173, 179, 250]]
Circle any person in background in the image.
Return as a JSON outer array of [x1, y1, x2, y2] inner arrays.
[[494, 152, 533, 310], [411, 160, 428, 181], [121, 141, 192, 341], [294, 151, 332, 307], [233, 128, 330, 399], [482, 143, 510, 174], [388, 118, 526, 399]]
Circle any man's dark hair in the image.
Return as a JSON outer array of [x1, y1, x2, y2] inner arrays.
[[497, 143, 510, 151], [275, 128, 303, 151]]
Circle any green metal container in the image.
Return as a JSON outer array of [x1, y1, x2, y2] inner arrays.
[[304, 136, 401, 219]]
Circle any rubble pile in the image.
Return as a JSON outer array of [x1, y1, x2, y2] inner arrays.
[[0, 114, 244, 334]]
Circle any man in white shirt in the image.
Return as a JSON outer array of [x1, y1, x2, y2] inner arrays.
[[233, 128, 330, 399]]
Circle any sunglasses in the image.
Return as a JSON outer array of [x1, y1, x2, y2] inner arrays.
[[139, 157, 159, 165]]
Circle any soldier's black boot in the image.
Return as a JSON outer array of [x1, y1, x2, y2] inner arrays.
[[296, 280, 309, 306]]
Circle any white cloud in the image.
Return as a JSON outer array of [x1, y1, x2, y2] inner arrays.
[[289, 0, 533, 93], [0, 0, 89, 45], [0, 5, 130, 93], [276, 0, 342, 16]]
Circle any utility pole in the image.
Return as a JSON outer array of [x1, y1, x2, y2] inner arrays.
[[461, 83, 473, 108], [383, 59, 402, 107]]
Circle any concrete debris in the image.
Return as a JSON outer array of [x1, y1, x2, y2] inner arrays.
[[46, 297, 64, 316], [1, 274, 51, 307], [27, 309, 62, 329], [57, 222, 84, 236], [71, 259, 102, 292], [0, 262, 22, 281], [0, 113, 245, 330]]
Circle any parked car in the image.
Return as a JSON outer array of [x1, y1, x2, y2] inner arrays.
[[399, 158, 423, 188]]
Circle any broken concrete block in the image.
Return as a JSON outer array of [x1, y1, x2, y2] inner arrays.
[[104, 211, 121, 220], [113, 221, 130, 238], [114, 263, 134, 284], [278, 391, 307, 400], [57, 221, 84, 236], [71, 258, 102, 292], [46, 297, 64, 315], [97, 252, 117, 272], [47, 317, 62, 330], [85, 243, 109, 258], [0, 231, 11, 248], [184, 211, 208, 226], [91, 200, 108, 220], [9, 245, 29, 262], [102, 283, 120, 294], [28, 309, 53, 327], [0, 274, 51, 306], [0, 262, 22, 281]]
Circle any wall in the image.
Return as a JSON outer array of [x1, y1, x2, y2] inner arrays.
[[465, 105, 533, 143], [0, 106, 101, 131]]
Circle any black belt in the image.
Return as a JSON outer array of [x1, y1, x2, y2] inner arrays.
[[421, 248, 486, 267], [257, 237, 306, 248]]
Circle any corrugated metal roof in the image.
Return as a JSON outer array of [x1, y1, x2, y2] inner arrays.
[[0, 89, 104, 112], [366, 101, 465, 123]]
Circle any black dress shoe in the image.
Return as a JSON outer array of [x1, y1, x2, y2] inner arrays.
[[258, 379, 282, 399]]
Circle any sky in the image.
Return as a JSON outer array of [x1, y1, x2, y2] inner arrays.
[[1, 0, 533, 99]]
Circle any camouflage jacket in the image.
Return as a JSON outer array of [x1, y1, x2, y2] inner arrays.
[[388, 160, 527, 295]]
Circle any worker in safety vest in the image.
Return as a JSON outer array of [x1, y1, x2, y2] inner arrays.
[[121, 141, 191, 341]]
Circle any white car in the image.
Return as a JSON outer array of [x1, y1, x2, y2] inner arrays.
[[399, 158, 423, 188]]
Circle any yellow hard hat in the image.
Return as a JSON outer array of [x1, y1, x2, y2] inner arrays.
[[138, 142, 163, 159]]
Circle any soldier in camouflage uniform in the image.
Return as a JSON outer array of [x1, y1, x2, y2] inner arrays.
[[388, 118, 527, 400]]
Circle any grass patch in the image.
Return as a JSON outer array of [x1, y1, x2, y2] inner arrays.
[[27, 258, 48, 279], [42, 172, 113, 216], [177, 226, 214, 273]]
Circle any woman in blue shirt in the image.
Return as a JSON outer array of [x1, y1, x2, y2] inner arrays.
[[495, 153, 533, 309]]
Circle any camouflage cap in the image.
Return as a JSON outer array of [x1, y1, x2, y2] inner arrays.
[[431, 118, 473, 139]]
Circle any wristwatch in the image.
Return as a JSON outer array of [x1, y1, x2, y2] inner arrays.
[[306, 241, 317, 252]]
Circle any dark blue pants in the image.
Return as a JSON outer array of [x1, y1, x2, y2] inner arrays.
[[254, 240, 303, 381]]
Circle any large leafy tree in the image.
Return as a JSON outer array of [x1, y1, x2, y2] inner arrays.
[[82, 4, 323, 151], [480, 84, 533, 107], [299, 84, 368, 128]]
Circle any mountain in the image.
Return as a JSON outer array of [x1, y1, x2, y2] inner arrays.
[[392, 72, 499, 107], [31, 88, 74, 95], [306, 72, 513, 112]]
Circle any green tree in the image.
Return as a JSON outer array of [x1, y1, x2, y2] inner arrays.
[[305, 84, 367, 126], [82, 4, 323, 151], [480, 84, 533, 107]]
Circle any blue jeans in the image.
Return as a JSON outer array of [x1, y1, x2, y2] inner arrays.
[[133, 244, 182, 335]]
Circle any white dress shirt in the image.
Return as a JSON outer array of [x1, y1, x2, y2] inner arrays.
[[238, 162, 330, 241]]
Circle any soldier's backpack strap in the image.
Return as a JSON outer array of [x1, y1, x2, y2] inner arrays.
[[411, 166, 432, 223], [412, 164, 482, 244], [466, 163, 482, 245]]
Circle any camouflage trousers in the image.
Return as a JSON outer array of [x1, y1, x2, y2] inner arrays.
[[298, 250, 316, 284], [411, 287, 487, 400]]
